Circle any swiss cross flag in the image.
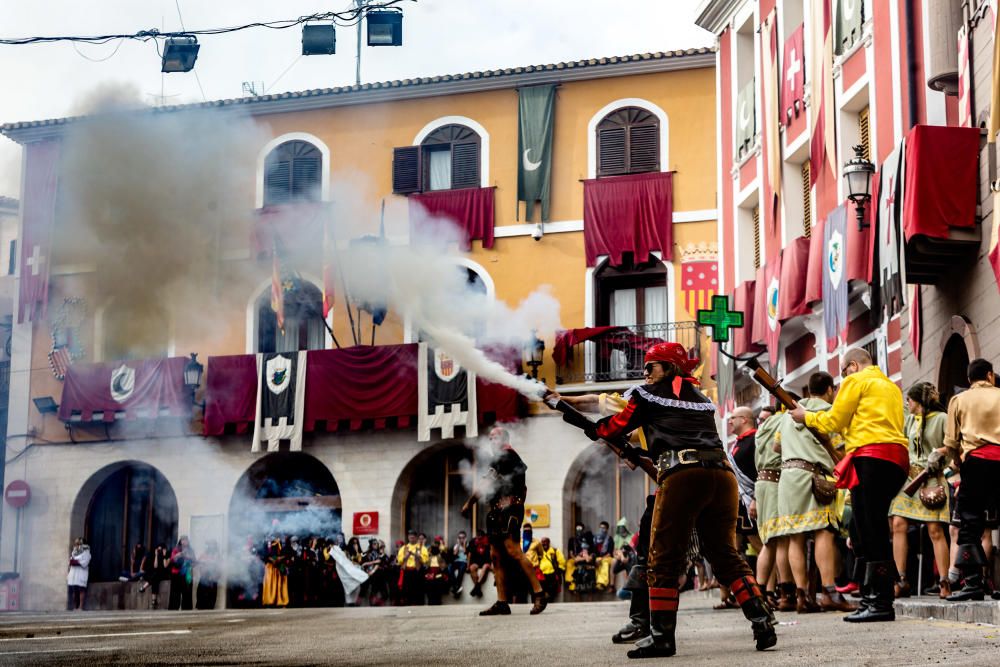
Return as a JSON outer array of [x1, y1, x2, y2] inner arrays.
[[18, 141, 60, 323], [781, 25, 805, 126]]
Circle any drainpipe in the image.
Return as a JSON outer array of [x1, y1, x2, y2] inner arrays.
[[904, 0, 919, 129]]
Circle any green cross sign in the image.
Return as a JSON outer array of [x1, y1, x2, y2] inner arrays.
[[697, 295, 745, 343]]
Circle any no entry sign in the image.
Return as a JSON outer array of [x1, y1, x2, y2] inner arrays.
[[4, 481, 30, 509]]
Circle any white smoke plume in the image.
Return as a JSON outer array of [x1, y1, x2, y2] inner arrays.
[[337, 205, 559, 399]]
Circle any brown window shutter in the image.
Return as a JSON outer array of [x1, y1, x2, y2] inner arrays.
[[265, 161, 291, 205], [859, 107, 870, 160], [628, 124, 659, 173], [392, 146, 422, 194], [598, 127, 627, 177], [291, 155, 321, 200], [450, 141, 480, 189]]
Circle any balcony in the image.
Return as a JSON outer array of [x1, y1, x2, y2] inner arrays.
[[554, 321, 702, 387]]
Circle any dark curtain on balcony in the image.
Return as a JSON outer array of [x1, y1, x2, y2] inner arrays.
[[409, 187, 495, 250], [583, 171, 673, 267]]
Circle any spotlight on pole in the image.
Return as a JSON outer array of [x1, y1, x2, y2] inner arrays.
[[302, 24, 337, 55], [366, 9, 403, 46], [161, 36, 200, 73]]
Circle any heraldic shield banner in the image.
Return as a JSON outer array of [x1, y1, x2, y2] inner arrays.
[[417, 342, 478, 442]]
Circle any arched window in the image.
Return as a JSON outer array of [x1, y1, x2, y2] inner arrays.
[[256, 280, 325, 353], [405, 445, 482, 541], [263, 140, 322, 206], [393, 124, 481, 194], [85, 464, 178, 583], [596, 107, 660, 177], [938, 333, 971, 405]]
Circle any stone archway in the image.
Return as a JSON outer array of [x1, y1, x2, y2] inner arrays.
[[936, 315, 979, 404], [390, 442, 480, 545], [70, 461, 179, 584]]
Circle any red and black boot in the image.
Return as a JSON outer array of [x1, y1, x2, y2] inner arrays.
[[627, 587, 678, 659], [732, 576, 778, 651]]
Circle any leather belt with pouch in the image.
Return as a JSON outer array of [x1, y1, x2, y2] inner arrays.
[[782, 458, 836, 505], [757, 468, 781, 483], [656, 449, 729, 480]]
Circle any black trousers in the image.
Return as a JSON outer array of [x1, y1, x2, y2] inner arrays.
[[849, 457, 907, 563], [956, 456, 1000, 546], [168, 573, 193, 610]]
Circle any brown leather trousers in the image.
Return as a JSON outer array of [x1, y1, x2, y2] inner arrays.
[[648, 466, 753, 590]]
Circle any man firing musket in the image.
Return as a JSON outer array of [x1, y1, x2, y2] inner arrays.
[[547, 342, 776, 659]]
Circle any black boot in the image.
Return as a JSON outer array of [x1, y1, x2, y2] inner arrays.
[[626, 610, 676, 658], [732, 576, 776, 651], [627, 587, 677, 658], [844, 561, 895, 623], [613, 583, 650, 644], [947, 544, 987, 602]]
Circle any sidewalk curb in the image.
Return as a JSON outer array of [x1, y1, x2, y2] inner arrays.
[[895, 598, 1000, 625]]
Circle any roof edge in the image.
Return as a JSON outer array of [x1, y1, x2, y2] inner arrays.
[[1, 49, 715, 144], [695, 0, 742, 34]]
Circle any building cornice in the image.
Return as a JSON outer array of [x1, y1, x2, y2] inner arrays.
[[1, 49, 715, 144], [695, 0, 744, 34]]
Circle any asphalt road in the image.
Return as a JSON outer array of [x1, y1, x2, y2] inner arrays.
[[0, 593, 997, 666]]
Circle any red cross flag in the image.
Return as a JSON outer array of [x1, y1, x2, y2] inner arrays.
[[781, 25, 805, 126]]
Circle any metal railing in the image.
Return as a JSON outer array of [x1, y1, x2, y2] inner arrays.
[[555, 321, 702, 385]]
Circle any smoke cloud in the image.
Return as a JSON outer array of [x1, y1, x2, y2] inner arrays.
[[337, 203, 559, 399], [59, 95, 266, 360]]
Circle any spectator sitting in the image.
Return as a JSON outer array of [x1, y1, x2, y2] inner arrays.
[[449, 531, 469, 597], [593, 521, 616, 592], [424, 543, 450, 605], [529, 537, 566, 601], [119, 542, 147, 586], [467, 530, 493, 598], [571, 541, 596, 593]]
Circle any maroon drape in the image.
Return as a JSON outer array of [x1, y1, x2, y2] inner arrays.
[[203, 354, 258, 435], [805, 216, 826, 305], [846, 202, 872, 282], [304, 345, 418, 431], [751, 258, 782, 364], [732, 280, 757, 356], [59, 357, 190, 423], [552, 326, 629, 367], [19, 140, 60, 323], [476, 345, 527, 422], [409, 187, 495, 250], [583, 172, 673, 267], [903, 125, 980, 240], [252, 202, 327, 256], [778, 236, 811, 321]]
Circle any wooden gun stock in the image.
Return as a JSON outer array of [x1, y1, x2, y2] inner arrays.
[[548, 399, 659, 481], [744, 357, 844, 463]]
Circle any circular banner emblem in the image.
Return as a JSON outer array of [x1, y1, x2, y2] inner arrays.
[[827, 229, 844, 289], [110, 364, 136, 403], [434, 349, 460, 382], [766, 277, 780, 331]]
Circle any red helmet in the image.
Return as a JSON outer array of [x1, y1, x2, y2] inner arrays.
[[644, 342, 699, 376]]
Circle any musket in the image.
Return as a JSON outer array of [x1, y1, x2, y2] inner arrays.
[[743, 357, 844, 463], [545, 397, 659, 481]]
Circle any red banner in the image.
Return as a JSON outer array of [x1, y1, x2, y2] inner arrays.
[[777, 236, 811, 321], [58, 357, 190, 423], [409, 187, 495, 250], [805, 216, 826, 305], [732, 280, 757, 356], [583, 172, 673, 267], [902, 125, 980, 240], [781, 25, 806, 126], [19, 141, 60, 323], [681, 260, 718, 317]]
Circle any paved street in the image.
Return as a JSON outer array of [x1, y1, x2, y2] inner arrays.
[[0, 592, 998, 665]]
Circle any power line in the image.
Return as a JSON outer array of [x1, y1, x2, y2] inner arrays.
[[0, 1, 411, 46]]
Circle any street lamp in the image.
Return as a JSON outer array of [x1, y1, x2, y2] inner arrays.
[[302, 24, 337, 55], [367, 9, 404, 46], [843, 144, 876, 231], [183, 353, 204, 405], [524, 332, 545, 380]]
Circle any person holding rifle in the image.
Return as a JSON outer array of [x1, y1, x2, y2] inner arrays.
[[554, 342, 776, 659], [460, 426, 547, 616], [789, 347, 908, 623], [942, 359, 1000, 602]]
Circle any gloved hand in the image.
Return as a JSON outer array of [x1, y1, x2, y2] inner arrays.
[[926, 449, 946, 474]]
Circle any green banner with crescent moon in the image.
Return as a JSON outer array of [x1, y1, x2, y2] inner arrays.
[[735, 79, 756, 160], [517, 84, 556, 222]]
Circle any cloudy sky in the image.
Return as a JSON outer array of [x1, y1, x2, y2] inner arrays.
[[0, 0, 714, 198]]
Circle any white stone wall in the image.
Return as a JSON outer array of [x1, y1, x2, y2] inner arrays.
[[0, 413, 595, 610]]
